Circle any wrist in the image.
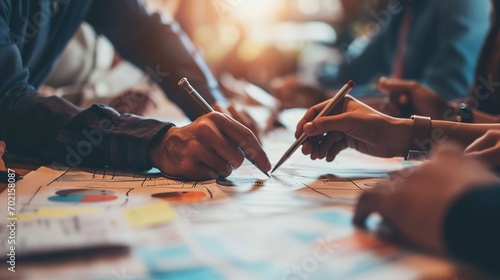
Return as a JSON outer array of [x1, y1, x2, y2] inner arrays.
[[148, 126, 172, 168], [388, 117, 413, 157], [405, 115, 432, 160]]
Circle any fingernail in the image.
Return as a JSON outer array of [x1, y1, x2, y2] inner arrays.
[[304, 122, 314, 134]]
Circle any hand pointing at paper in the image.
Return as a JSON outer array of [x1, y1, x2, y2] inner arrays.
[[295, 96, 412, 161], [149, 112, 271, 181]]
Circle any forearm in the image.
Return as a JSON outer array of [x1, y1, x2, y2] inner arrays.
[[86, 0, 226, 121], [395, 118, 500, 156], [432, 121, 500, 147], [1, 89, 171, 169], [472, 110, 500, 123]]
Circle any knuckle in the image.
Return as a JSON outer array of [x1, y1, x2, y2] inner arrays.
[[196, 120, 215, 135]]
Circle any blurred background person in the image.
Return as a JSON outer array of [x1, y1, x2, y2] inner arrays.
[[379, 0, 500, 122], [39, 22, 159, 116], [40, 0, 276, 137], [269, 0, 490, 109]]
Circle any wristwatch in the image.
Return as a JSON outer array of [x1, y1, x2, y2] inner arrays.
[[406, 115, 432, 161], [455, 103, 474, 123]]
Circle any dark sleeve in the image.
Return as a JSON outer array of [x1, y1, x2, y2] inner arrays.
[[420, 0, 490, 100], [317, 33, 390, 97], [85, 0, 227, 121], [0, 5, 172, 170], [444, 185, 500, 275]]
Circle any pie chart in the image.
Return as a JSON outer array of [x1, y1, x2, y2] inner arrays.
[[151, 191, 207, 202], [48, 189, 118, 203]]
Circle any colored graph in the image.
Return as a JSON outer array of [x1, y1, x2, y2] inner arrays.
[[48, 189, 118, 203]]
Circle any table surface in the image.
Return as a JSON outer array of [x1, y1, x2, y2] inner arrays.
[[0, 107, 494, 279]]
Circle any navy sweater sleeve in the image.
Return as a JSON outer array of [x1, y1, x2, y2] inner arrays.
[[0, 1, 172, 170], [444, 186, 500, 275], [85, 0, 227, 121]]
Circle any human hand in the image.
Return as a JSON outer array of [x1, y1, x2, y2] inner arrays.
[[295, 95, 412, 161], [149, 112, 271, 180], [465, 130, 500, 168], [378, 77, 453, 119], [270, 75, 326, 109], [354, 144, 499, 254]]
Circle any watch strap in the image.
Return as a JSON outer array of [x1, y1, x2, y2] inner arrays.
[[406, 115, 432, 160]]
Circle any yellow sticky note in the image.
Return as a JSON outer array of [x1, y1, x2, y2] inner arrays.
[[38, 207, 101, 217], [15, 207, 101, 220], [15, 213, 39, 221], [123, 202, 176, 229]]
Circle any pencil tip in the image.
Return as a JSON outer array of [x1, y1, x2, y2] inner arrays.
[[178, 77, 188, 87]]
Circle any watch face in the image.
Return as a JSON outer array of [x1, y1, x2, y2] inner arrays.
[[458, 103, 474, 123], [406, 150, 428, 161]]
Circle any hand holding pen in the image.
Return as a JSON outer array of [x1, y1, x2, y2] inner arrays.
[[148, 78, 271, 181], [272, 81, 355, 173], [178, 78, 271, 178]]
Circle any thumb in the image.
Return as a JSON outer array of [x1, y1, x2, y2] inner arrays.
[[378, 77, 419, 95], [303, 114, 354, 136]]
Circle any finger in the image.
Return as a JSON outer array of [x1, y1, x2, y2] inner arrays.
[[303, 114, 355, 137], [212, 103, 224, 113], [188, 164, 223, 181], [295, 100, 331, 138], [199, 150, 233, 179], [353, 190, 390, 227], [227, 104, 260, 138], [377, 77, 419, 95], [326, 140, 348, 162], [309, 135, 325, 160], [466, 148, 500, 168], [302, 141, 314, 156], [210, 130, 245, 169], [317, 132, 344, 159], [213, 113, 271, 172], [464, 133, 496, 153], [301, 135, 323, 157]]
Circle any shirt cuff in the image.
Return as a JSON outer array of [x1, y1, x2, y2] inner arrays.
[[109, 114, 173, 170], [52, 104, 174, 170]]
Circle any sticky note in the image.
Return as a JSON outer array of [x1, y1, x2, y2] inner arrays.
[[124, 202, 176, 229], [15, 207, 101, 220], [37, 207, 101, 217]]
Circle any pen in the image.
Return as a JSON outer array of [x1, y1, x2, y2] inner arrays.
[[0, 170, 23, 183], [178, 78, 271, 178], [271, 80, 356, 173]]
